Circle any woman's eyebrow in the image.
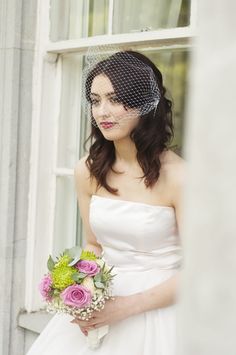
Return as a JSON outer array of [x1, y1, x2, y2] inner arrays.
[[106, 92, 116, 97], [90, 91, 116, 97]]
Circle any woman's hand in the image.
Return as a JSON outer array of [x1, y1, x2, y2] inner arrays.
[[71, 296, 133, 335]]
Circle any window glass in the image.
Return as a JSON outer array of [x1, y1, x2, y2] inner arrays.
[[57, 54, 83, 168], [88, 0, 109, 37], [113, 0, 190, 34], [53, 175, 78, 256], [50, 0, 190, 41], [139, 49, 189, 153], [50, 0, 109, 41]]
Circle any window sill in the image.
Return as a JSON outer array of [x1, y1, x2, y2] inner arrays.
[[18, 310, 53, 334]]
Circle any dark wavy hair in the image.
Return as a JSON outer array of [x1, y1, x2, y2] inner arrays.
[[84, 50, 174, 195]]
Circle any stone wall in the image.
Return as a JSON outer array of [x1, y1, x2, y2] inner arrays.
[[0, 0, 38, 354]]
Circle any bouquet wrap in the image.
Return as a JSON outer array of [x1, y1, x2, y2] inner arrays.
[[87, 325, 109, 349]]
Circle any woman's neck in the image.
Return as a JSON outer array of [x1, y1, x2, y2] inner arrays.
[[113, 137, 138, 167]]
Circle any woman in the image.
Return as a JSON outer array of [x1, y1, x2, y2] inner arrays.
[[27, 50, 185, 355]]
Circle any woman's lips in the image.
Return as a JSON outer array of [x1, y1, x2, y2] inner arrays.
[[100, 122, 117, 129]]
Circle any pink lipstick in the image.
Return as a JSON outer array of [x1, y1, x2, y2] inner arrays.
[[100, 122, 117, 129]]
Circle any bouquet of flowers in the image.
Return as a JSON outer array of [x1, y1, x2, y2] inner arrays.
[[39, 246, 115, 349]]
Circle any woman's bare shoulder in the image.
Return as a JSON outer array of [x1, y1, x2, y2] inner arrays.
[[160, 149, 186, 185], [160, 149, 185, 164], [74, 155, 92, 194], [74, 155, 89, 174]]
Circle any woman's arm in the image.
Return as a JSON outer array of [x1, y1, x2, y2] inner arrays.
[[125, 272, 180, 317], [74, 156, 102, 257], [74, 161, 102, 256], [112, 157, 185, 316], [73, 273, 180, 332], [130, 155, 185, 314]]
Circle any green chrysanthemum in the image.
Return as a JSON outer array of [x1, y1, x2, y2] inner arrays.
[[55, 254, 72, 268], [80, 250, 98, 261], [52, 265, 76, 290]]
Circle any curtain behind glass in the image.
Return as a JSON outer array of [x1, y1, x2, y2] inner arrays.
[[113, 0, 190, 34], [88, 0, 109, 37], [50, 0, 190, 40], [143, 50, 189, 153], [50, 0, 108, 41]]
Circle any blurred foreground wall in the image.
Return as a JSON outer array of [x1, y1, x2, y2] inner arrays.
[[0, 0, 38, 354], [178, 1, 236, 354]]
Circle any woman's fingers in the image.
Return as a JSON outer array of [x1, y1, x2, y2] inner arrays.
[[71, 317, 98, 329], [79, 326, 88, 336], [75, 317, 97, 327]]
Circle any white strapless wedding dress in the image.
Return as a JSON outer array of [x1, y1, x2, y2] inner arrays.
[[26, 195, 182, 355]]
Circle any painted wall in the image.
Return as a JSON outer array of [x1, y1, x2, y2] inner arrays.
[[0, 0, 38, 354], [178, 1, 236, 354]]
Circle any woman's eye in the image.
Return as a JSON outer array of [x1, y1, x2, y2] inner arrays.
[[90, 97, 120, 106], [91, 99, 100, 106], [110, 96, 121, 104]]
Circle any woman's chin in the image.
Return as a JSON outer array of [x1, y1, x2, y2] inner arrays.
[[102, 132, 123, 141], [99, 126, 124, 141]]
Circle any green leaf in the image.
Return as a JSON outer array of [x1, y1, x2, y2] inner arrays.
[[78, 272, 87, 279], [71, 272, 87, 282], [68, 255, 81, 267], [65, 246, 82, 260], [47, 255, 55, 271], [71, 272, 80, 282], [107, 266, 114, 273], [94, 273, 102, 282], [94, 282, 105, 289]]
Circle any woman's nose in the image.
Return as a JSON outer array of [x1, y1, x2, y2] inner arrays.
[[97, 101, 109, 117]]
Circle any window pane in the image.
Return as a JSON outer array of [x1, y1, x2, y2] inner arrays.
[[139, 49, 189, 154], [53, 175, 78, 256], [50, 0, 109, 41], [88, 0, 109, 37], [57, 54, 83, 168], [113, 0, 190, 34], [56, 53, 91, 249]]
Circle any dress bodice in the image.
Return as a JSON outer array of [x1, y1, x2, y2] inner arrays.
[[89, 195, 182, 271], [27, 194, 182, 355]]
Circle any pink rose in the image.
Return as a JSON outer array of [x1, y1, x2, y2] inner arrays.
[[75, 260, 100, 276], [61, 285, 92, 307], [39, 274, 53, 301]]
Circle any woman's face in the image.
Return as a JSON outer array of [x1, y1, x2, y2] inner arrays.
[[90, 74, 140, 141]]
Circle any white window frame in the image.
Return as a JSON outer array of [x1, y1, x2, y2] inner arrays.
[[25, 0, 198, 313]]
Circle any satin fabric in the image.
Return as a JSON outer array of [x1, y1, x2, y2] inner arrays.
[[26, 195, 182, 355]]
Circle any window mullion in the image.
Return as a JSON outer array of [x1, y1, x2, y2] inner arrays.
[[108, 0, 114, 35], [50, 55, 63, 253]]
